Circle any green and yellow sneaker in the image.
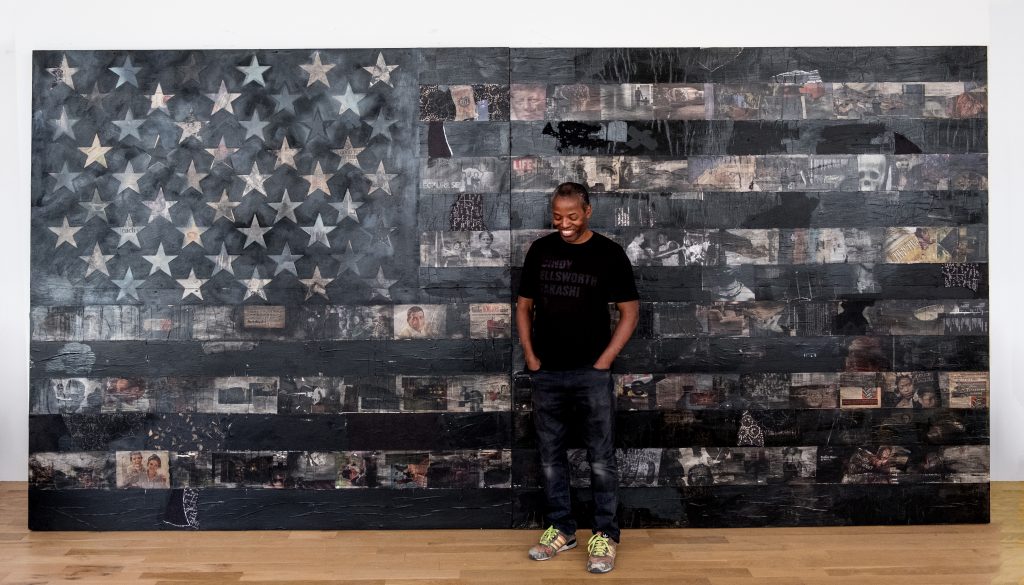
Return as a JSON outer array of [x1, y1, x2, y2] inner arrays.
[[528, 525, 577, 560], [586, 532, 617, 573]]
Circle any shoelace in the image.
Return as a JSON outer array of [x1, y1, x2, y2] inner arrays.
[[588, 533, 611, 556], [539, 525, 561, 545]]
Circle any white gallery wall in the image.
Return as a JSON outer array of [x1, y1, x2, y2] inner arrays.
[[1, 0, 1019, 480]]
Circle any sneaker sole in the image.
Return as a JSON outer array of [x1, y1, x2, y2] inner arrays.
[[530, 540, 577, 561]]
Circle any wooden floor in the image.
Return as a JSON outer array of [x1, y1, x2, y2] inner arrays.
[[1, 483, 1021, 585]]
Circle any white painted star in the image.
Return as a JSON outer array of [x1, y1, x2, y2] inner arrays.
[[147, 83, 174, 114], [362, 52, 399, 88], [330, 189, 363, 224], [236, 55, 271, 87], [365, 161, 398, 196], [239, 162, 270, 197], [49, 217, 82, 248], [269, 190, 301, 224], [177, 214, 208, 249], [113, 160, 144, 194], [206, 80, 241, 115], [274, 137, 300, 170], [332, 137, 365, 168], [79, 189, 109, 222], [109, 56, 142, 88], [240, 267, 273, 301], [238, 215, 272, 248], [181, 160, 208, 193], [177, 268, 208, 300], [111, 267, 143, 302], [80, 243, 114, 277], [143, 243, 176, 276], [47, 54, 79, 89], [206, 243, 239, 276], [303, 161, 334, 196], [50, 162, 81, 193], [239, 110, 270, 142], [143, 188, 174, 223], [79, 134, 112, 168], [363, 266, 398, 300], [269, 242, 302, 276], [113, 215, 143, 248], [332, 83, 366, 115], [206, 137, 238, 168], [175, 112, 206, 144], [50, 106, 78, 140], [207, 190, 240, 223], [300, 51, 335, 87], [301, 213, 336, 248], [112, 108, 144, 141], [300, 265, 333, 301]]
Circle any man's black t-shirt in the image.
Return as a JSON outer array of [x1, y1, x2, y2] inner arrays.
[[518, 231, 639, 371]]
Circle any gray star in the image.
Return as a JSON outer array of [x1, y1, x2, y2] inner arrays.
[[81, 82, 110, 114], [363, 266, 398, 300], [368, 222, 398, 250], [240, 267, 273, 301], [238, 215, 272, 249], [300, 265, 333, 301], [206, 243, 239, 276], [271, 85, 300, 114], [303, 161, 334, 196], [239, 110, 270, 142], [207, 190, 240, 223], [206, 137, 238, 168], [336, 240, 362, 276], [143, 243, 176, 276], [300, 51, 334, 87], [367, 109, 397, 141], [50, 162, 81, 194], [180, 160, 208, 193], [301, 214, 336, 248], [50, 107, 78, 140], [112, 267, 143, 301], [113, 160, 145, 194], [80, 243, 114, 277], [178, 54, 203, 85], [79, 189, 110, 222], [332, 83, 366, 116], [329, 189, 363, 224], [177, 214, 208, 249], [177, 268, 208, 300], [175, 112, 206, 144], [269, 190, 300, 224], [109, 55, 142, 88], [112, 108, 144, 141], [239, 162, 270, 197], [47, 54, 79, 89], [274, 137, 299, 170], [113, 215, 143, 248], [332, 137, 365, 168], [362, 52, 399, 88], [269, 242, 301, 276], [146, 83, 173, 114], [303, 107, 330, 143], [206, 80, 241, 115], [237, 55, 271, 87], [365, 161, 398, 196], [48, 217, 82, 248], [143, 188, 174, 223]]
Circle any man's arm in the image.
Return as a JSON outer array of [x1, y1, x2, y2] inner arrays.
[[593, 300, 639, 370], [516, 295, 541, 371]]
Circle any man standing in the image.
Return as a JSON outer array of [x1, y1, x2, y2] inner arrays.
[[516, 182, 639, 574]]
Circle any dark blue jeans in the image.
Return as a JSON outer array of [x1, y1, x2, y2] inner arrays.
[[530, 367, 619, 542]]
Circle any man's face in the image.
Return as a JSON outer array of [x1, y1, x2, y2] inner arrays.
[[551, 195, 592, 244], [897, 376, 914, 399], [408, 311, 425, 332]]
